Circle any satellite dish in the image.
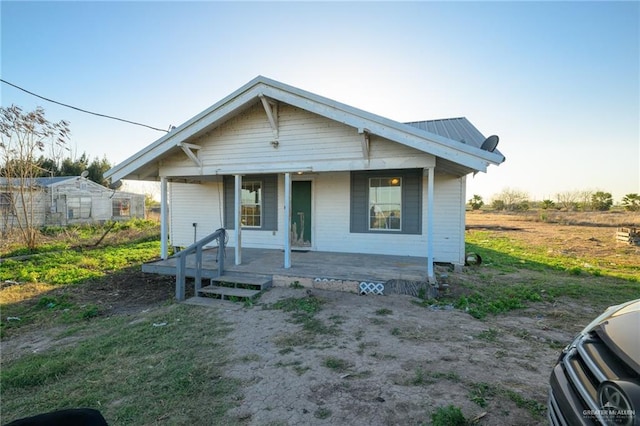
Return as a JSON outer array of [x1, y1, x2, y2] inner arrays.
[[109, 180, 123, 190], [80, 170, 89, 178], [480, 135, 499, 152]]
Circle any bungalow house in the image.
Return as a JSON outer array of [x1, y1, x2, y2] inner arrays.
[[105, 76, 505, 287], [0, 176, 145, 232]]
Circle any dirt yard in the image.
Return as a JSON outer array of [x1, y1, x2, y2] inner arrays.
[[3, 211, 638, 425]]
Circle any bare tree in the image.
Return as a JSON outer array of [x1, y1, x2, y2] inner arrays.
[[0, 105, 70, 248], [492, 188, 529, 211], [577, 190, 594, 211], [555, 191, 579, 211]]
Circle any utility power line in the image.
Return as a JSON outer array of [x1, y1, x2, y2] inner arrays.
[[1, 78, 169, 133]]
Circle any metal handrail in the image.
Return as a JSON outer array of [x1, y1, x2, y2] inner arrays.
[[172, 227, 226, 301]]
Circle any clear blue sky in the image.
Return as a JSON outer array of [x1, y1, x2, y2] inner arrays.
[[2, 1, 638, 202]]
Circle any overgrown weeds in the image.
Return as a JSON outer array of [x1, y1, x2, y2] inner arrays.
[[430, 405, 467, 426]]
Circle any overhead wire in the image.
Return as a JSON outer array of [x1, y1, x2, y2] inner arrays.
[[0, 78, 169, 133]]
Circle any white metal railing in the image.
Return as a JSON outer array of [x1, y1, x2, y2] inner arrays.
[[172, 228, 226, 301]]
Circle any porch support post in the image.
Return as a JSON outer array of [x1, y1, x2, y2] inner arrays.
[[160, 176, 169, 260], [283, 172, 291, 268], [234, 174, 242, 265], [426, 167, 435, 282]]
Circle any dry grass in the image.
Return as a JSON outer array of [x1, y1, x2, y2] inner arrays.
[[467, 210, 639, 274], [470, 209, 639, 228]]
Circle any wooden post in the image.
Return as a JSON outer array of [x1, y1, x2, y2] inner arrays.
[[284, 172, 291, 268], [160, 176, 168, 260], [234, 174, 242, 265], [426, 167, 435, 282], [217, 229, 225, 276], [195, 245, 202, 292], [176, 255, 185, 301]]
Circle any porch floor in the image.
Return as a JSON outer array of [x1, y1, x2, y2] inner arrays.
[[142, 247, 430, 284]]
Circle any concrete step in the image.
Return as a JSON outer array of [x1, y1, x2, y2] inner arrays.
[[211, 273, 272, 290], [198, 285, 261, 300]]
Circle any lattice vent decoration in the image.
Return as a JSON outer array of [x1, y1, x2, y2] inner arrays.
[[359, 282, 384, 295]]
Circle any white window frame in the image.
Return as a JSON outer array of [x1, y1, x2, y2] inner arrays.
[[368, 177, 402, 231], [241, 180, 262, 228]]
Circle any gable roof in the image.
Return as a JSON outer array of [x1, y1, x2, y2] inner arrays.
[[0, 176, 137, 194], [406, 118, 487, 148], [106, 76, 505, 182], [0, 176, 77, 188]]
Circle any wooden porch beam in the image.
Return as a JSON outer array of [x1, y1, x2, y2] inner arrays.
[[160, 177, 169, 260], [259, 94, 279, 139], [357, 128, 370, 159], [284, 172, 291, 268], [234, 174, 242, 265], [178, 143, 202, 167], [426, 167, 435, 282]]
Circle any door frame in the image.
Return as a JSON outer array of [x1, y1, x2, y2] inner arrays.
[[291, 176, 315, 250]]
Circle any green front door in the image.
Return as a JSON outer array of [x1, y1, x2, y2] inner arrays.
[[291, 180, 312, 248]]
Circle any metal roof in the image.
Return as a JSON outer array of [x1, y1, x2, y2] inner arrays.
[[0, 176, 76, 188], [405, 118, 485, 147]]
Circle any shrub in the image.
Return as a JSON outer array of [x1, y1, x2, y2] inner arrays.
[[431, 405, 467, 426], [591, 191, 613, 211], [622, 193, 640, 211], [540, 199, 555, 210], [468, 194, 484, 210]]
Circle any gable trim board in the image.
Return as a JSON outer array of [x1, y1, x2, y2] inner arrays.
[[106, 76, 505, 277]]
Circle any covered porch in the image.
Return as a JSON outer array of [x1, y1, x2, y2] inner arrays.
[[142, 247, 432, 295]]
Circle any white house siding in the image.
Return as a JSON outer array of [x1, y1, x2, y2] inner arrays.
[[431, 173, 466, 265], [169, 179, 288, 249], [161, 103, 465, 262], [159, 103, 435, 176], [169, 181, 224, 247], [308, 172, 464, 264], [167, 171, 466, 265]]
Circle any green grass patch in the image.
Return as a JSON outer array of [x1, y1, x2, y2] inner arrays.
[[1, 233, 163, 338], [314, 407, 332, 419], [323, 356, 352, 373], [467, 381, 545, 417], [266, 296, 335, 335], [477, 328, 500, 342], [0, 304, 241, 425], [268, 295, 323, 316], [431, 405, 467, 426], [0, 240, 160, 285], [417, 231, 640, 319], [466, 231, 639, 281]]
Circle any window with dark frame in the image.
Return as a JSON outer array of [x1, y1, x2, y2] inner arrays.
[[350, 169, 422, 235], [223, 174, 277, 231]]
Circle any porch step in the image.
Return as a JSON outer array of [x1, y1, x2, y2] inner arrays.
[[211, 273, 272, 290], [196, 273, 272, 301], [198, 285, 260, 300]]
